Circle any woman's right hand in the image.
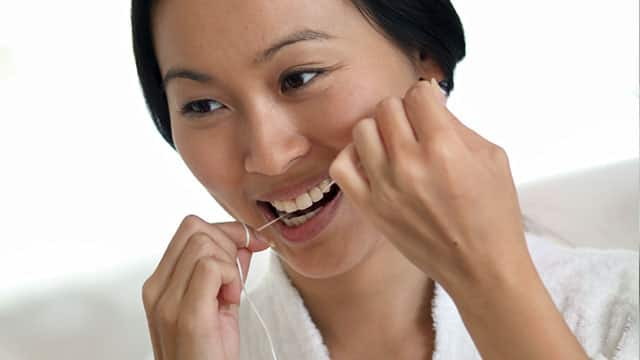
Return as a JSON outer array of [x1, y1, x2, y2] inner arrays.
[[142, 215, 270, 360]]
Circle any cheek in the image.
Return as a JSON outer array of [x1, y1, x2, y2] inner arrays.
[[309, 79, 387, 148], [308, 58, 415, 150], [173, 124, 243, 194]]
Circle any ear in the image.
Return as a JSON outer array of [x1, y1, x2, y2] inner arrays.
[[412, 50, 445, 83]]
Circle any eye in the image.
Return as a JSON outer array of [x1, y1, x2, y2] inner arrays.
[[180, 99, 223, 116], [280, 70, 323, 93]]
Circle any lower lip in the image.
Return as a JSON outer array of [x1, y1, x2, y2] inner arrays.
[[263, 190, 343, 246]]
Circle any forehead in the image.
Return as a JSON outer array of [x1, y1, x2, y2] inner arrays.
[[152, 0, 362, 72]]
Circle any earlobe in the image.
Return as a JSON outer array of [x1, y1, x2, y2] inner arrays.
[[415, 54, 444, 79]]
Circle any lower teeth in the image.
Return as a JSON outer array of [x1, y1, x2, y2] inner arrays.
[[281, 207, 322, 227]]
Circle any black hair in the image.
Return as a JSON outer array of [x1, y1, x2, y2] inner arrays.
[[131, 0, 466, 148]]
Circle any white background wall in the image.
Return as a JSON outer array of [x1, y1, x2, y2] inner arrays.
[[0, 0, 637, 307]]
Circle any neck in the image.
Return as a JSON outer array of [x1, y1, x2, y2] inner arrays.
[[283, 241, 434, 354]]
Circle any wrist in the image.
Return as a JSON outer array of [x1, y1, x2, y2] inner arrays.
[[441, 243, 541, 306], [452, 261, 546, 320]]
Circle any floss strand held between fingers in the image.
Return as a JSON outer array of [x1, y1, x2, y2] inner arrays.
[[241, 222, 251, 248]]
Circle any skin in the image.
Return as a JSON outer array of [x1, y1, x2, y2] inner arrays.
[[143, 0, 590, 359]]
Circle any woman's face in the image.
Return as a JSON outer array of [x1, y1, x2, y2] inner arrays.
[[152, 0, 438, 278]]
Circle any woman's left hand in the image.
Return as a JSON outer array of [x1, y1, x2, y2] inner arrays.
[[329, 78, 532, 293]]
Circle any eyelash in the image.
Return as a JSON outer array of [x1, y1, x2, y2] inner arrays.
[[179, 68, 327, 117]]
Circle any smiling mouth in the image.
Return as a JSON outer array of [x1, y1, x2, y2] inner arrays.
[[258, 182, 342, 223]]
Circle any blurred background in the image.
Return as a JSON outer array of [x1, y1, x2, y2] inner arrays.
[[0, 0, 637, 359]]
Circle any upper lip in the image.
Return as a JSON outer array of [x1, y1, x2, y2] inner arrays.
[[254, 173, 331, 202]]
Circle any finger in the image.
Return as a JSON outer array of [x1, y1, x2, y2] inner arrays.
[[185, 256, 242, 309], [403, 80, 455, 142], [152, 217, 268, 290], [161, 232, 236, 313], [374, 97, 418, 161], [352, 118, 388, 181], [151, 215, 214, 290], [329, 143, 370, 206], [177, 257, 239, 359]]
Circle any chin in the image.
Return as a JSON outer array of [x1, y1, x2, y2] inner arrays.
[[278, 218, 384, 280]]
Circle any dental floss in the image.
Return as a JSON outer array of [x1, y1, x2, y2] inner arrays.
[[256, 214, 287, 232], [237, 222, 279, 360]]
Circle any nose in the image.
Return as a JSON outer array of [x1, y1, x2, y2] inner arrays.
[[242, 101, 310, 176]]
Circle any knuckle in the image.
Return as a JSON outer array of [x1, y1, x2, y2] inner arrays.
[[189, 232, 214, 253], [180, 214, 203, 233], [391, 146, 423, 181], [490, 145, 511, 170], [490, 144, 507, 159], [212, 246, 234, 264], [395, 158, 425, 186], [142, 278, 159, 310], [425, 132, 456, 158], [196, 256, 218, 274]]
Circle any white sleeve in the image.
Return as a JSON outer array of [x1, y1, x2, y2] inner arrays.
[[606, 312, 638, 360], [589, 266, 639, 360]]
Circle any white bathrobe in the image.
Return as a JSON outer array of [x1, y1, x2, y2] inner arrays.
[[239, 232, 639, 359]]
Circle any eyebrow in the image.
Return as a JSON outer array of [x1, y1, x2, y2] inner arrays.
[[254, 29, 333, 64], [162, 68, 212, 89], [162, 29, 333, 89]]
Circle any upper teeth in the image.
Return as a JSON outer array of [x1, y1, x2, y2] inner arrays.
[[270, 179, 333, 213]]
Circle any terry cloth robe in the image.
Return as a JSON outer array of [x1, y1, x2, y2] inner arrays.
[[239, 232, 639, 359]]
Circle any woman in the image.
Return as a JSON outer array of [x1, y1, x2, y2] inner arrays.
[[131, 0, 638, 359]]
